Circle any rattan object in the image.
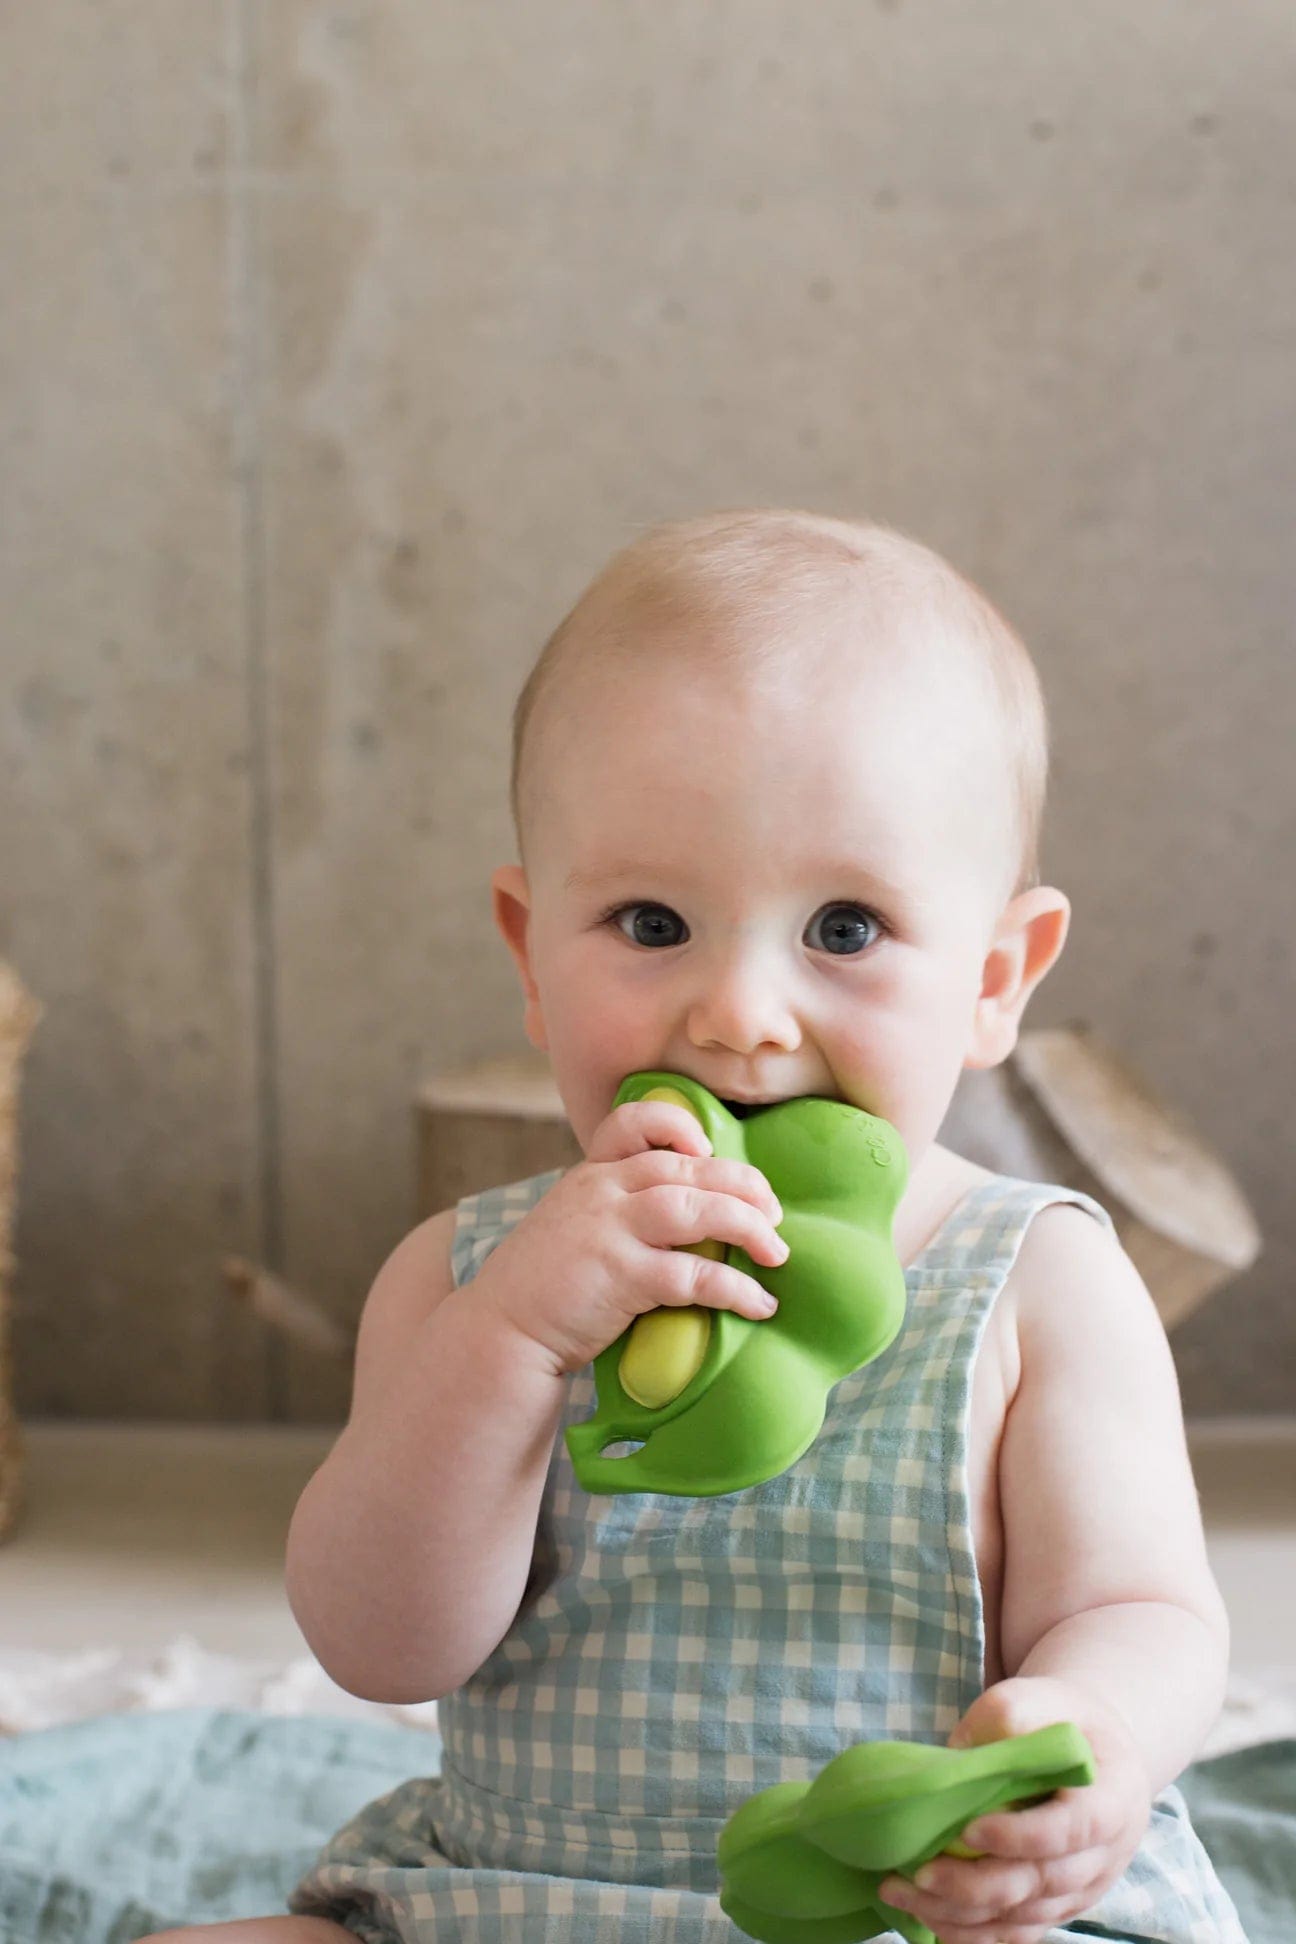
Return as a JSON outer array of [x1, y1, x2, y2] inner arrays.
[[0, 960, 42, 1541]]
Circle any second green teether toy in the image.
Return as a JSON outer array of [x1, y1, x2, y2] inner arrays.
[[717, 1721, 1097, 1944], [564, 1071, 909, 1496]]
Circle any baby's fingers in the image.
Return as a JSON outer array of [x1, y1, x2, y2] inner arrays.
[[881, 1840, 1111, 1924], [875, 1914, 1061, 1944], [960, 1786, 1121, 1861], [993, 1870, 1120, 1936], [588, 1099, 713, 1163], [635, 1183, 789, 1272], [653, 1247, 782, 1322]]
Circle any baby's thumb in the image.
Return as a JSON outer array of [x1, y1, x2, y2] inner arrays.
[[945, 1683, 1022, 1750], [949, 1675, 1078, 1752]]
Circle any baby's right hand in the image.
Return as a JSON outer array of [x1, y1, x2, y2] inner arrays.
[[473, 1096, 789, 1376]]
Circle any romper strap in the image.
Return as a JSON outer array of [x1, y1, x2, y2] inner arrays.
[[450, 1166, 568, 1290], [917, 1175, 1116, 1292]]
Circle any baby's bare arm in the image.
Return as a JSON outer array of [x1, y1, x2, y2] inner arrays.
[[880, 1216, 1229, 1944], [285, 1210, 568, 1704], [996, 1207, 1230, 1793], [287, 1102, 785, 1706]]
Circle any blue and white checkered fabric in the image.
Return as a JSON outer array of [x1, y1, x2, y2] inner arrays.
[[290, 1168, 1247, 1942]]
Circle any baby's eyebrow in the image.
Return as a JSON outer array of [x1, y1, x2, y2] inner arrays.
[[563, 860, 917, 906], [563, 863, 646, 892]]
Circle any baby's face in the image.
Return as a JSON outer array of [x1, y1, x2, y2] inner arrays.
[[496, 645, 1019, 1168]]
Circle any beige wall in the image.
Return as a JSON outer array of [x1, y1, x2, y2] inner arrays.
[[2, 1, 1292, 1420]]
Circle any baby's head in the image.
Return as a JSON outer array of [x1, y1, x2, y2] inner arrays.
[[492, 509, 1070, 1171]]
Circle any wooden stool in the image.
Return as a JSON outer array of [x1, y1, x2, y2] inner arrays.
[[417, 1055, 582, 1219]]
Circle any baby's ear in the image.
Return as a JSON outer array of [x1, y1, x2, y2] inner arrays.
[[963, 887, 1070, 1071], [491, 864, 548, 1051]]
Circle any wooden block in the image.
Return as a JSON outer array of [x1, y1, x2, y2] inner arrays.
[[416, 1055, 582, 1219]]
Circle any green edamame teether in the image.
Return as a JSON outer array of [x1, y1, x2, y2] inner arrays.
[[563, 1071, 908, 1496], [717, 1721, 1097, 1944]]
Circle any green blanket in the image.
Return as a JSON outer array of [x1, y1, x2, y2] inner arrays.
[[1178, 1739, 1296, 1943], [0, 1711, 1288, 1941]]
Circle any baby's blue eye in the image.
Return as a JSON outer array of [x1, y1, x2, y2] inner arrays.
[[606, 902, 883, 956], [610, 903, 688, 948], [806, 903, 883, 956]]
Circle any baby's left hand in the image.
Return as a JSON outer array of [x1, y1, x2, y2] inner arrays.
[[878, 1675, 1152, 1944]]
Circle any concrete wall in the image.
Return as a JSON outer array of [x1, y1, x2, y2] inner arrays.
[[2, 1, 1292, 1420]]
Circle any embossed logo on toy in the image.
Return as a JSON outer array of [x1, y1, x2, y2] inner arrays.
[[840, 1113, 898, 1169]]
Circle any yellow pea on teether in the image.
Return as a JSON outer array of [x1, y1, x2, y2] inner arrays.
[[619, 1086, 717, 1408], [619, 1305, 712, 1408], [942, 1837, 985, 1859], [641, 1083, 705, 1116]]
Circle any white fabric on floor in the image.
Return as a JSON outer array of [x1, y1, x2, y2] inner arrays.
[[0, 1636, 1292, 1755], [0, 1635, 439, 1736]]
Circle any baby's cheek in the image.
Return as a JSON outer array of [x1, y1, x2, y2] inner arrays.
[[833, 1035, 928, 1139], [553, 1037, 660, 1147]]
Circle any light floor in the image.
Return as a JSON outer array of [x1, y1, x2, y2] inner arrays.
[[0, 1418, 1293, 1680]]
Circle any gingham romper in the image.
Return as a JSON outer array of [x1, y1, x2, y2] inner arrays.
[[290, 1167, 1247, 1943]]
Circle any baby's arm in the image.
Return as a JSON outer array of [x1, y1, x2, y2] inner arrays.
[[286, 1099, 787, 1707], [991, 1205, 1229, 1779], [881, 1207, 1230, 1942], [285, 1210, 570, 1704]]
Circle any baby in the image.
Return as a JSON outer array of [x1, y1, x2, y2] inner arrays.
[[149, 510, 1245, 1944]]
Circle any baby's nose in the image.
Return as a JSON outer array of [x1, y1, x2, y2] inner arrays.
[[684, 952, 801, 1056]]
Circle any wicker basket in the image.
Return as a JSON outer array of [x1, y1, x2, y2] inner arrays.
[[0, 960, 42, 1542]]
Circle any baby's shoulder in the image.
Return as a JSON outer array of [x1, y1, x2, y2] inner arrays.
[[1012, 1191, 1123, 1285], [1004, 1191, 1166, 1374]]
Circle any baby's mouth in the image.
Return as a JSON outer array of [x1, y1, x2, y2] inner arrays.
[[718, 1092, 848, 1119]]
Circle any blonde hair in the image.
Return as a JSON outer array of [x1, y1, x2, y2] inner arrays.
[[509, 508, 1050, 898]]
